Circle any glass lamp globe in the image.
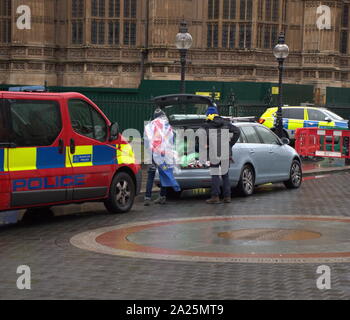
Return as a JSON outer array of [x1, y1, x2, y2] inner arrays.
[[273, 43, 289, 59], [175, 32, 193, 50]]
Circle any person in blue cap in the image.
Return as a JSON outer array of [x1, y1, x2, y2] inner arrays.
[[201, 105, 240, 204]]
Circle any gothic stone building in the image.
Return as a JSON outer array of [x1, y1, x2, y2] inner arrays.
[[0, 0, 350, 97]]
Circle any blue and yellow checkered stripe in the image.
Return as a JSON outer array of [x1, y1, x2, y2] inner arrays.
[[66, 145, 119, 167], [0, 148, 8, 172], [8, 147, 59, 171], [0, 144, 135, 172], [116, 143, 135, 164], [282, 119, 338, 131]]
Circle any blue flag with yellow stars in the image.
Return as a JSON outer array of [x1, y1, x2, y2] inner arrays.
[[158, 163, 181, 192]]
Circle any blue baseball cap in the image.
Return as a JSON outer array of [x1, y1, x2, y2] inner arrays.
[[206, 106, 219, 116]]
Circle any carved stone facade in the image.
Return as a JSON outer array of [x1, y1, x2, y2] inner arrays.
[[0, 0, 350, 97]]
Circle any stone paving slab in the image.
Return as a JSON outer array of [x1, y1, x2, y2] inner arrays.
[[0, 173, 350, 299]]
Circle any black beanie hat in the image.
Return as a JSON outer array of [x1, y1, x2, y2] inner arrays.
[[153, 108, 166, 119]]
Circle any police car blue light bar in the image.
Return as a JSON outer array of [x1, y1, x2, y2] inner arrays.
[[8, 86, 47, 92]]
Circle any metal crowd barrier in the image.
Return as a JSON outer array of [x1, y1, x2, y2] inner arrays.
[[295, 128, 350, 159]]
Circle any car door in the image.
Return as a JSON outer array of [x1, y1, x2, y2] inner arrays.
[[254, 126, 291, 181], [0, 95, 11, 210], [66, 98, 116, 201], [306, 108, 334, 128], [285, 108, 305, 138], [4, 94, 73, 208], [239, 125, 270, 184], [229, 129, 246, 184]]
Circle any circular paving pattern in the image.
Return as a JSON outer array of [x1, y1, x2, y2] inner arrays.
[[70, 215, 350, 264], [217, 229, 322, 241]]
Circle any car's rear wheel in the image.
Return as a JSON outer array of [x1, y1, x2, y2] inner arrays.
[[104, 172, 135, 214], [237, 164, 255, 196], [284, 160, 302, 189]]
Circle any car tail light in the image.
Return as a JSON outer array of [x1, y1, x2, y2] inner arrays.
[[258, 118, 265, 124]]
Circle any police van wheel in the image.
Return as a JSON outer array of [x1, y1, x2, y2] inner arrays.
[[23, 207, 54, 222], [237, 165, 255, 196], [284, 160, 302, 189], [104, 172, 135, 214]]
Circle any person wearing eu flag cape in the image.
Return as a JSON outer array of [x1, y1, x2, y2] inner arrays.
[[143, 108, 180, 206]]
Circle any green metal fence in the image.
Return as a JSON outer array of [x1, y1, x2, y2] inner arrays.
[[95, 98, 154, 133], [0, 80, 318, 132], [45, 81, 282, 132], [326, 87, 350, 120]]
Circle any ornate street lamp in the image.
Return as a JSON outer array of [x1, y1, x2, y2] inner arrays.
[[273, 32, 289, 138], [175, 20, 193, 94]]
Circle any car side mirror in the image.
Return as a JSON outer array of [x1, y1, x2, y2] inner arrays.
[[325, 117, 332, 122], [109, 122, 119, 141], [281, 137, 290, 145]]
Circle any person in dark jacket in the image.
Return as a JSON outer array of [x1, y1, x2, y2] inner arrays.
[[201, 106, 240, 204]]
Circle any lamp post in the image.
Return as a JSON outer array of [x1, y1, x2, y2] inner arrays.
[[175, 20, 193, 94], [273, 32, 289, 138]]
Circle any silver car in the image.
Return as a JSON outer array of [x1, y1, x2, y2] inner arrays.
[[157, 121, 302, 198]]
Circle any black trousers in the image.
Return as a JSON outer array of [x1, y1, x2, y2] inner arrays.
[[209, 161, 231, 197]]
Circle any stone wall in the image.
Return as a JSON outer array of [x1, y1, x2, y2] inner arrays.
[[0, 0, 349, 100]]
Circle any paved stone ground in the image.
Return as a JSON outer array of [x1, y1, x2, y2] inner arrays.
[[0, 173, 350, 300]]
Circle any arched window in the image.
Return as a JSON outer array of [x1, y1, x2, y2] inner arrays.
[[340, 4, 349, 54], [256, 0, 282, 49], [90, 0, 136, 47], [123, 0, 137, 46], [71, 0, 84, 44], [0, 0, 11, 44], [91, 0, 105, 44], [108, 0, 120, 45], [207, 0, 252, 49]]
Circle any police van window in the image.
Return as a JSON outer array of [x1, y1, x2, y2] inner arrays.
[[0, 100, 9, 144], [68, 99, 107, 142], [240, 126, 261, 143], [308, 109, 327, 121], [7, 100, 62, 147], [255, 126, 280, 145], [288, 108, 304, 120], [282, 109, 290, 118]]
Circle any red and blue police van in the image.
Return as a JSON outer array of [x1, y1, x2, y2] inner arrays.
[[0, 90, 141, 214]]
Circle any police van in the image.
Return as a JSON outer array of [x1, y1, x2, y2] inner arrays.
[[0, 89, 141, 214]]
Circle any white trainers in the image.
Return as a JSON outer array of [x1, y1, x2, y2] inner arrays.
[[144, 198, 152, 206], [154, 196, 166, 205]]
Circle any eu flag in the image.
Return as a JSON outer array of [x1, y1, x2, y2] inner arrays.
[[158, 163, 181, 192]]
